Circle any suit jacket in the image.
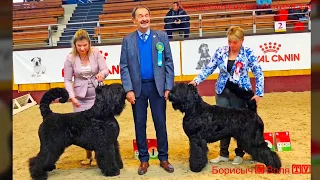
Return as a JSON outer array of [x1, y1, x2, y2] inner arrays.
[[120, 29, 174, 97], [64, 48, 109, 99], [193, 45, 264, 97]]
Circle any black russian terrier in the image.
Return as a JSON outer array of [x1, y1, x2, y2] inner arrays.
[[168, 82, 281, 173], [29, 83, 126, 180]]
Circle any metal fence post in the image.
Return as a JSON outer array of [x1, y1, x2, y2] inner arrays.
[[252, 10, 256, 34], [97, 22, 101, 44], [199, 14, 202, 37], [308, 14, 311, 30], [48, 25, 53, 46]]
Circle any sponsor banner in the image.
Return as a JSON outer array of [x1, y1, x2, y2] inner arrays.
[[181, 32, 311, 75], [13, 41, 181, 84]]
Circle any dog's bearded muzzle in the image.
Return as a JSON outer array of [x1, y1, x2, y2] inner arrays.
[[168, 93, 184, 111], [113, 87, 126, 116]]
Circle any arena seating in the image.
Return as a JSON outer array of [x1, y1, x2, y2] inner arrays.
[[102, 0, 222, 14], [94, 0, 309, 40], [13, 0, 64, 46], [106, 0, 153, 3], [12, 0, 310, 47]]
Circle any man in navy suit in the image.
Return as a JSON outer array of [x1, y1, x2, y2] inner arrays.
[[119, 6, 175, 175]]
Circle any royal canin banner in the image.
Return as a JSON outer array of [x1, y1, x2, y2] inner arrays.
[[181, 32, 311, 75], [13, 41, 181, 84], [13, 32, 310, 84]]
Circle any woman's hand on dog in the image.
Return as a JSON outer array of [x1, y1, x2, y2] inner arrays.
[[95, 72, 104, 82], [70, 98, 81, 107], [188, 81, 197, 87], [251, 95, 262, 103], [126, 91, 136, 104]]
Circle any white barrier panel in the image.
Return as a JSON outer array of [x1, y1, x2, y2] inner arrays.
[[181, 32, 311, 75], [13, 41, 181, 84]]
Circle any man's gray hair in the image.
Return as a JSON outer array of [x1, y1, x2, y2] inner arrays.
[[132, 5, 151, 18]]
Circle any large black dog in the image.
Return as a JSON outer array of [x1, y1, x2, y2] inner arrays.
[[168, 83, 281, 173], [29, 83, 126, 180]]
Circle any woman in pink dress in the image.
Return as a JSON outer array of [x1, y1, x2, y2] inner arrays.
[[63, 29, 109, 166]]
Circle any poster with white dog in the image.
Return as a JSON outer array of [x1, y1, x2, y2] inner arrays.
[[13, 41, 181, 85], [13, 48, 71, 84], [30, 57, 46, 77]]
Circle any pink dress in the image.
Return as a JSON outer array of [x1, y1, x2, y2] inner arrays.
[[74, 63, 96, 112], [63, 48, 109, 113]]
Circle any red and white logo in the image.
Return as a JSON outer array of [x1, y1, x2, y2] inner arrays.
[[99, 49, 120, 75], [257, 42, 300, 63], [99, 50, 108, 60], [260, 42, 282, 53]]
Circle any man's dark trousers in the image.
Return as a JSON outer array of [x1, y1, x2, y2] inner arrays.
[[132, 79, 168, 162]]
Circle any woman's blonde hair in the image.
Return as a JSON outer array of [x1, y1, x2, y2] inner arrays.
[[227, 26, 245, 41], [71, 29, 92, 62]]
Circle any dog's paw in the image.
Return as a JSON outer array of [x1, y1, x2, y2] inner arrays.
[[190, 163, 205, 173], [119, 163, 123, 169], [44, 164, 56, 171], [101, 168, 120, 176]]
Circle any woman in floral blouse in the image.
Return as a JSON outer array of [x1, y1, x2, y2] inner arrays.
[[189, 26, 265, 165]]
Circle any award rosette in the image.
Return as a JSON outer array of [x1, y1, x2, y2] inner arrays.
[[235, 61, 243, 74], [156, 42, 164, 67]]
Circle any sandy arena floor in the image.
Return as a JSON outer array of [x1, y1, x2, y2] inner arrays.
[[13, 91, 311, 180]]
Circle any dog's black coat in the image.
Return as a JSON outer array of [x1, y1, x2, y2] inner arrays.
[[225, 80, 257, 112], [168, 83, 281, 173], [29, 83, 126, 180]]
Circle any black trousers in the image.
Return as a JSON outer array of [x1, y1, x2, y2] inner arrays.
[[215, 87, 247, 158]]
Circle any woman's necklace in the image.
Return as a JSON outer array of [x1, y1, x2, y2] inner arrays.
[[79, 54, 88, 65]]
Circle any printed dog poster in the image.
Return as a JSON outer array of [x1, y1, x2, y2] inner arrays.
[[196, 43, 212, 70]]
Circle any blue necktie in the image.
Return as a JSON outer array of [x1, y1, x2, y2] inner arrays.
[[141, 34, 147, 41]]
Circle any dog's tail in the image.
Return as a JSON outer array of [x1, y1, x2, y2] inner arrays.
[[39, 88, 69, 118]]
